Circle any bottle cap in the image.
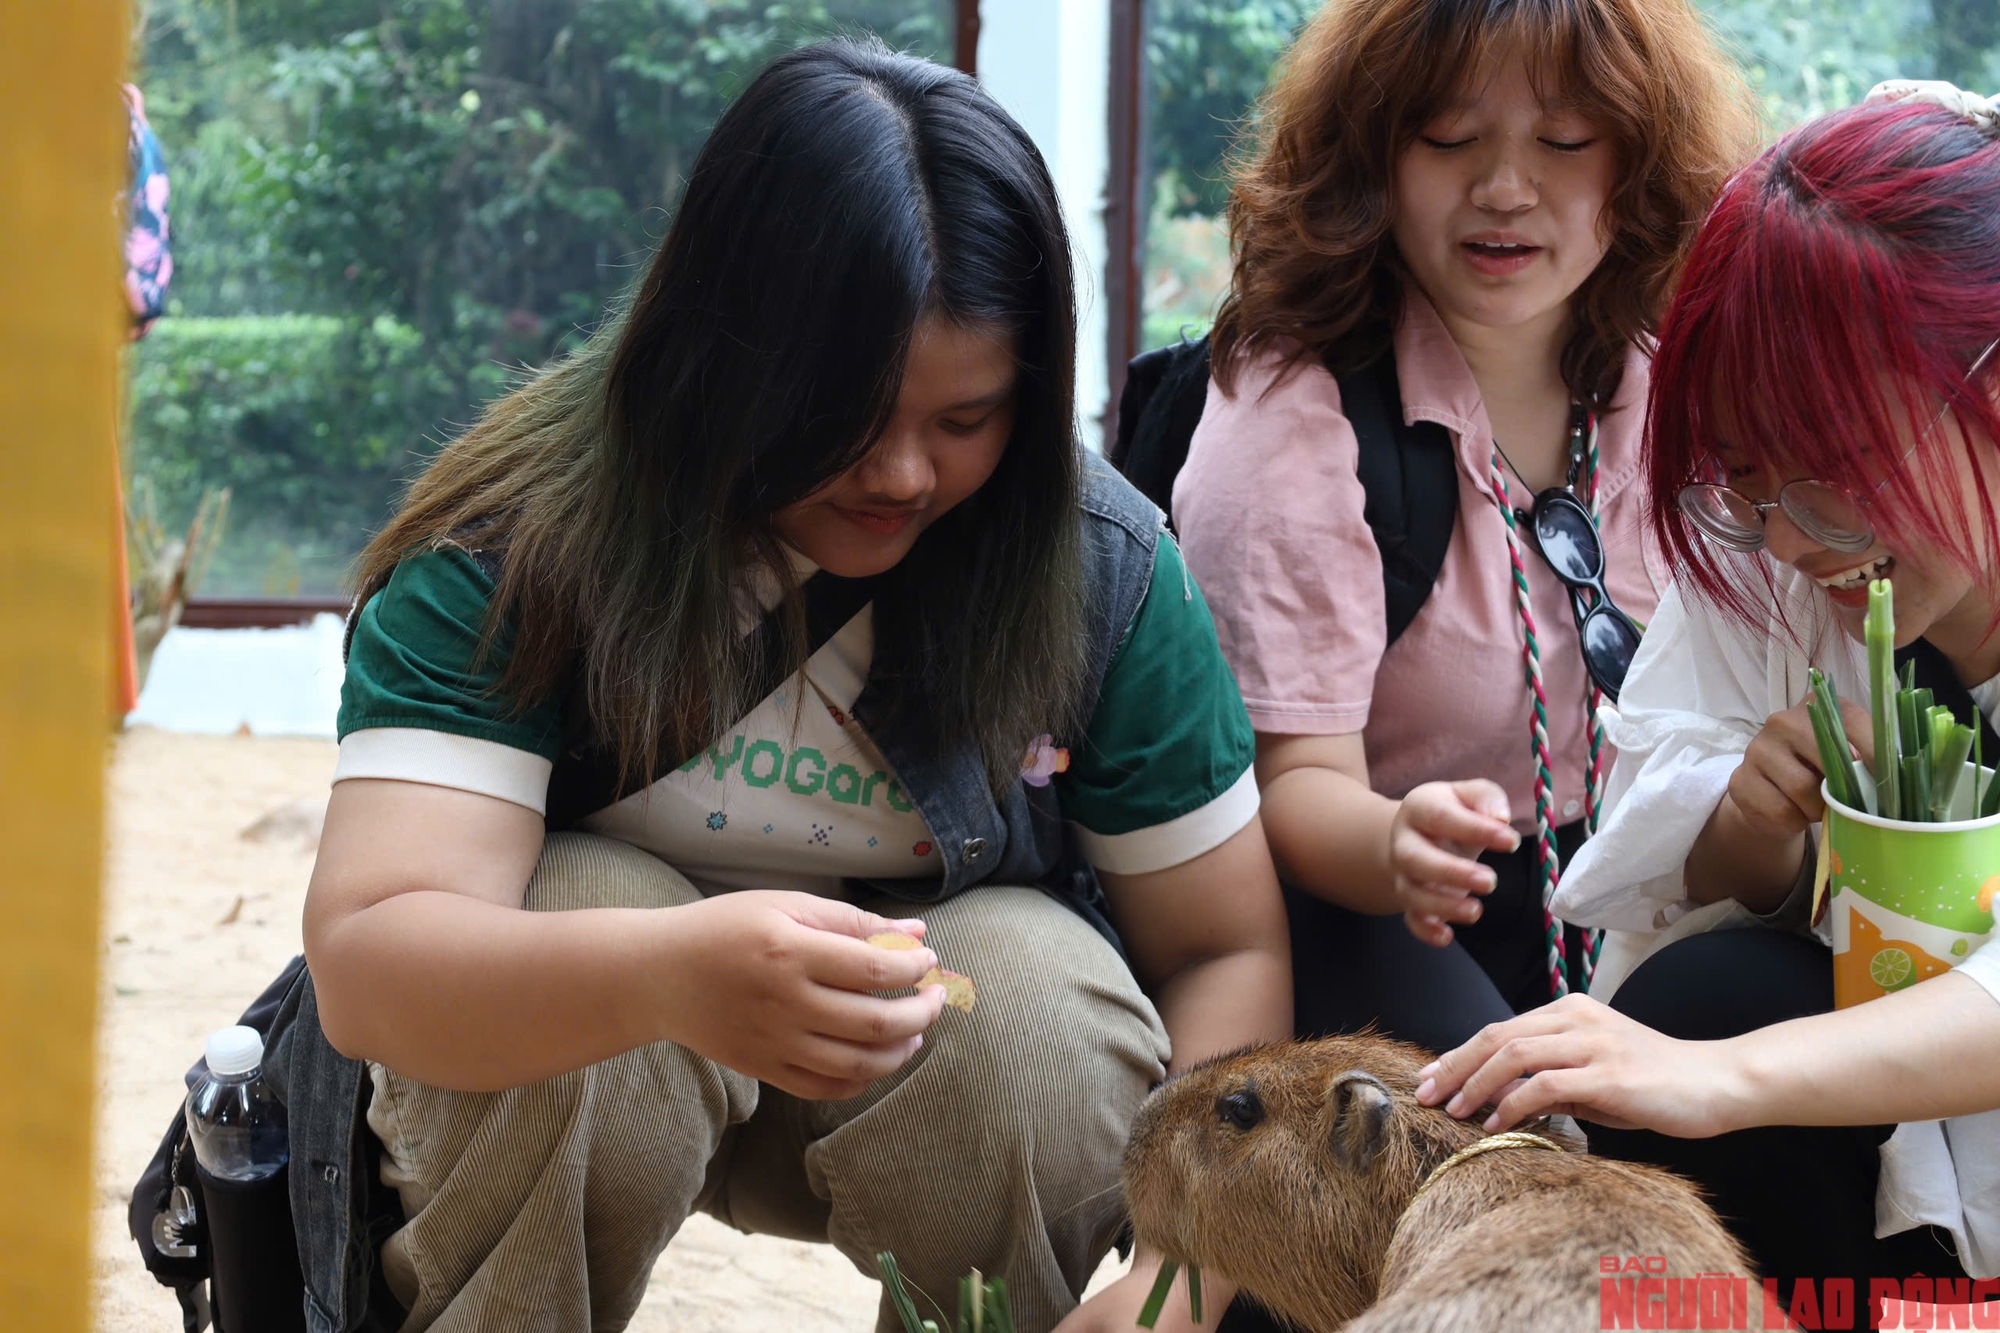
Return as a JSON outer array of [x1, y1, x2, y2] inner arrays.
[[205, 1025, 264, 1077]]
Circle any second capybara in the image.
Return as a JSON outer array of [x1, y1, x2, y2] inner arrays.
[[1123, 1034, 1767, 1333]]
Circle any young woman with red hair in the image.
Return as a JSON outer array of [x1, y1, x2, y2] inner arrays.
[[1419, 88, 2000, 1306]]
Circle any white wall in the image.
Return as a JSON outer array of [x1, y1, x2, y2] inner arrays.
[[976, 0, 1112, 450]]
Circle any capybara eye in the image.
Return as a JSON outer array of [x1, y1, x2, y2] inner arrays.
[[1215, 1088, 1264, 1130]]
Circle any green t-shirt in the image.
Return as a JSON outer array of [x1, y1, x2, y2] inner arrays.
[[335, 535, 1256, 882]]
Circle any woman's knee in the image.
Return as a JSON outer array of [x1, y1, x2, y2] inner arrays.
[[863, 886, 1168, 1182], [523, 832, 704, 913], [1610, 928, 1833, 1041]]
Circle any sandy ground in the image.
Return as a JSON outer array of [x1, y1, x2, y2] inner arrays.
[[96, 728, 1126, 1331]]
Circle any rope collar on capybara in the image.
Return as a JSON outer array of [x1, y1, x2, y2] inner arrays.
[[1378, 1130, 1569, 1285]]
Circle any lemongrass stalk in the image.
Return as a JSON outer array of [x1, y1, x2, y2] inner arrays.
[[878, 1254, 930, 1333], [1808, 668, 1861, 808], [1868, 581, 1902, 819], [1905, 753, 1933, 823], [1977, 724, 1985, 818], [961, 1275, 977, 1333], [988, 1279, 1017, 1333], [1189, 1268, 1204, 1325], [1930, 714, 1974, 820]]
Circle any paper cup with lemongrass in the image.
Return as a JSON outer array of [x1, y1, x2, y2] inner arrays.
[[1821, 763, 2000, 1007], [1812, 581, 2000, 1008]]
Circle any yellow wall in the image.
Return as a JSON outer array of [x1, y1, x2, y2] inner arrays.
[[0, 3, 130, 1327]]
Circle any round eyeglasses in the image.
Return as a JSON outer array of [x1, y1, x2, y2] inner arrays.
[[1676, 338, 2000, 555], [1676, 478, 1877, 554]]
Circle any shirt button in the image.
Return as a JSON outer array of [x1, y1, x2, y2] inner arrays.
[[961, 837, 987, 862], [1562, 800, 1581, 818]]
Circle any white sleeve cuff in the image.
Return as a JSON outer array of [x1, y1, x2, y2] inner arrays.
[[334, 727, 553, 815], [1073, 767, 1261, 876], [1960, 936, 2000, 1008]]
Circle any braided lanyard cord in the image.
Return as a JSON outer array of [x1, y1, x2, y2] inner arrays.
[[1486, 413, 1607, 1000], [1581, 423, 1608, 986]]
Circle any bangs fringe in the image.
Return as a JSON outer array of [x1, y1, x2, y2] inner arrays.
[[1648, 102, 2000, 630]]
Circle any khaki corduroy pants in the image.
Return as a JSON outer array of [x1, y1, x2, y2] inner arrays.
[[365, 833, 1170, 1333]]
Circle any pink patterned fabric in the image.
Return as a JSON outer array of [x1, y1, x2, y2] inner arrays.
[[122, 84, 172, 339], [1173, 293, 1666, 838]]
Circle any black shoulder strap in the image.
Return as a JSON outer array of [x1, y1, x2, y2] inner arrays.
[[1109, 335, 1214, 516], [544, 571, 883, 828], [1110, 336, 1456, 648], [1334, 351, 1458, 647]]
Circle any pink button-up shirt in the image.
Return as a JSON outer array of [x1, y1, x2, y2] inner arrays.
[[1173, 293, 1667, 835]]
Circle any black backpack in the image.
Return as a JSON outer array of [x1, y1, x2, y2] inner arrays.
[[1110, 334, 1458, 647]]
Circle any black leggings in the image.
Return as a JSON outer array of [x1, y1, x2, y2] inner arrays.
[[1588, 929, 1964, 1307], [1288, 818, 1590, 1053]]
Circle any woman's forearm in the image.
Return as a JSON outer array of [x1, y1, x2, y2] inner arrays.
[[1721, 970, 2000, 1130], [1153, 947, 1292, 1075], [1260, 765, 1402, 914], [1683, 792, 1808, 914], [308, 891, 680, 1091]]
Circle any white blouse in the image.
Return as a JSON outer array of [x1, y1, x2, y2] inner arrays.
[[1555, 559, 2000, 1278]]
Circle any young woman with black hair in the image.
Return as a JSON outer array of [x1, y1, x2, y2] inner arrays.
[[297, 39, 1288, 1333]]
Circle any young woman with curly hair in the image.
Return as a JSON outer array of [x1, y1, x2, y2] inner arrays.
[[1173, 0, 1755, 1054]]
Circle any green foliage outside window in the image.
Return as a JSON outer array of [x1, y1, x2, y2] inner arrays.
[[128, 0, 950, 593], [1138, 0, 2000, 349], [126, 0, 2000, 593]]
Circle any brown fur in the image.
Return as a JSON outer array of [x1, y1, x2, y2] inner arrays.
[[1123, 1035, 1765, 1333]]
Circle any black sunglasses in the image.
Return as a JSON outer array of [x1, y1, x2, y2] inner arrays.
[[1516, 488, 1643, 703]]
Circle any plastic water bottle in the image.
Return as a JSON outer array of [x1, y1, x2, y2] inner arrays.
[[185, 1026, 288, 1180], [186, 1025, 305, 1332]]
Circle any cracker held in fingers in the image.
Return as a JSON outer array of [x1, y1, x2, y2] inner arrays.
[[867, 932, 979, 1012]]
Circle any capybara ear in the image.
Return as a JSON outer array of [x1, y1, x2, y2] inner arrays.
[[1328, 1069, 1394, 1172]]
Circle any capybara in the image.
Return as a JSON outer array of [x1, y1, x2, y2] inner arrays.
[[1123, 1034, 1766, 1333]]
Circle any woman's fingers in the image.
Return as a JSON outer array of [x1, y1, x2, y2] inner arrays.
[[1416, 997, 1600, 1106], [801, 929, 944, 993], [1839, 699, 1876, 768], [788, 1030, 926, 1086], [1442, 1031, 1595, 1119], [1400, 881, 1482, 921], [1413, 785, 1518, 853], [781, 893, 929, 944], [1484, 1067, 1595, 1132], [1394, 836, 1498, 894], [772, 1065, 874, 1102], [1731, 749, 1819, 835], [1403, 910, 1455, 947], [804, 984, 947, 1045]]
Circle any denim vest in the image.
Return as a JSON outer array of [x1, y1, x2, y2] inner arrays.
[[265, 452, 1166, 1332]]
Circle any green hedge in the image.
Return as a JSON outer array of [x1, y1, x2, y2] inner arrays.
[[127, 314, 462, 595]]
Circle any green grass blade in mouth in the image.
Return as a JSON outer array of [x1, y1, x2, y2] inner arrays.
[[1137, 1262, 1181, 1330]]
